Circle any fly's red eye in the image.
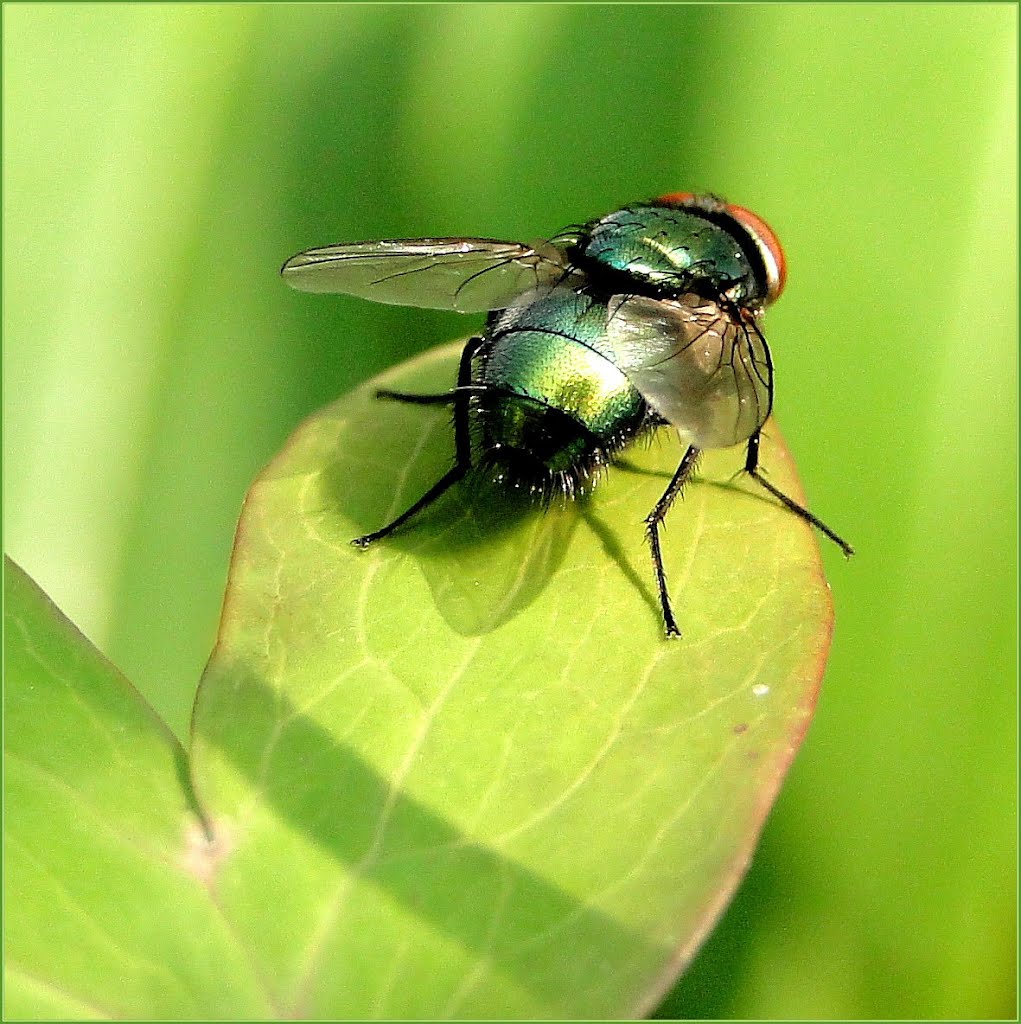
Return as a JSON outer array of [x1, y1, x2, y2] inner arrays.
[[657, 191, 697, 205], [724, 203, 787, 302]]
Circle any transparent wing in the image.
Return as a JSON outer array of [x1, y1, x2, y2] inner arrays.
[[280, 237, 572, 313], [607, 293, 773, 449]]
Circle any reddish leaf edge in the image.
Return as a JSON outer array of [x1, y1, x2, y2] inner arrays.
[[635, 547, 834, 1015]]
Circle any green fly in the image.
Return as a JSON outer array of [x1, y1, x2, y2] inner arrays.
[[282, 192, 853, 636]]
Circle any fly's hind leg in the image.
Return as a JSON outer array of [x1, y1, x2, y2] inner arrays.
[[743, 430, 854, 556], [352, 337, 482, 548]]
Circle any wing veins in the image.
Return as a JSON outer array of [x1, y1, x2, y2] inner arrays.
[[608, 294, 774, 448]]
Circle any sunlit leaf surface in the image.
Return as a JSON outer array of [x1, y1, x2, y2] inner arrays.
[[192, 342, 834, 1018]]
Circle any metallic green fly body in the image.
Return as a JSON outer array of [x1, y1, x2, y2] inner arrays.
[[282, 193, 852, 636]]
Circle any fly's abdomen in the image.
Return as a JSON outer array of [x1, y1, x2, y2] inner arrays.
[[476, 289, 646, 493]]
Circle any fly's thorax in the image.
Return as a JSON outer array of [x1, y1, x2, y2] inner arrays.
[[473, 289, 647, 492], [571, 202, 768, 305]]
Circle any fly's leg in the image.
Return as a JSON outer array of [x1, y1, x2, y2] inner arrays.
[[375, 375, 491, 407], [645, 444, 701, 638], [743, 430, 854, 556], [375, 390, 456, 405], [351, 337, 482, 548]]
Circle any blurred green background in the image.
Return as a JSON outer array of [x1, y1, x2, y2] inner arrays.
[[4, 3, 1016, 1018]]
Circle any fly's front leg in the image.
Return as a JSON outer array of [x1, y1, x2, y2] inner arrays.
[[743, 430, 854, 556], [645, 444, 701, 638], [352, 337, 483, 548]]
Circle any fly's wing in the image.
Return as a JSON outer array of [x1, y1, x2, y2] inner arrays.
[[280, 237, 572, 313], [607, 293, 773, 449]]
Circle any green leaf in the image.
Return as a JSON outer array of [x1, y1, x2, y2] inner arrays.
[[2, 558, 271, 1020], [192, 341, 834, 1018]]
